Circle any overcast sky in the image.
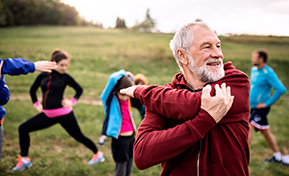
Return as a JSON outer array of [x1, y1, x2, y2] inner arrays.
[[62, 0, 289, 36]]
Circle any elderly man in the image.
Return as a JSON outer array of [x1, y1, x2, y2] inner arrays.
[[121, 22, 250, 176]]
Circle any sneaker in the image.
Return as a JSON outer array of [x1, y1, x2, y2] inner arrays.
[[264, 156, 281, 164], [12, 156, 32, 172], [98, 135, 107, 146], [88, 151, 105, 165], [282, 155, 289, 166]]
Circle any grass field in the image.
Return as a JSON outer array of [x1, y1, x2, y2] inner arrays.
[[0, 26, 288, 175]]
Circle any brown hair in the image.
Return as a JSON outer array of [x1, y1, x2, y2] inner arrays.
[[255, 49, 268, 63], [50, 49, 70, 63], [114, 75, 133, 93], [134, 74, 148, 85]]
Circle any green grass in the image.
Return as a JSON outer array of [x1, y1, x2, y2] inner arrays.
[[0, 26, 289, 175]]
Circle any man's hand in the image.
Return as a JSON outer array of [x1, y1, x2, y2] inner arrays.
[[0, 60, 3, 75], [256, 103, 266, 109], [120, 85, 141, 98], [201, 83, 234, 123], [34, 61, 57, 73]]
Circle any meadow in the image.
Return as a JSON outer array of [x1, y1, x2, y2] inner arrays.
[[0, 26, 288, 175]]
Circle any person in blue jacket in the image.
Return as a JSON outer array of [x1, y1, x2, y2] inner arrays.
[[99, 69, 137, 176], [0, 58, 56, 164], [248, 49, 288, 165]]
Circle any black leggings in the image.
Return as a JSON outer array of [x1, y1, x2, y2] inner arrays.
[[18, 111, 98, 156]]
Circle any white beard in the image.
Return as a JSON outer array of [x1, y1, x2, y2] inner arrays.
[[187, 54, 225, 83]]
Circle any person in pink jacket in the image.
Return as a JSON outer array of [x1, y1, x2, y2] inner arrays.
[[120, 22, 250, 176]]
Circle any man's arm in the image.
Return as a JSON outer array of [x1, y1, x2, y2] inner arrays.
[[0, 61, 9, 106], [264, 71, 287, 107], [121, 72, 248, 121], [34, 61, 57, 73], [121, 85, 201, 120], [1, 58, 56, 75]]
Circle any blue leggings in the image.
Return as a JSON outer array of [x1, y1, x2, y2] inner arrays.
[[18, 111, 98, 156]]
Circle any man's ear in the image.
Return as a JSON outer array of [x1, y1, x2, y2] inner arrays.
[[177, 49, 189, 65]]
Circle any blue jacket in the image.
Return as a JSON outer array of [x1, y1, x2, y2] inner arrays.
[[0, 58, 35, 119], [100, 69, 137, 138], [250, 65, 287, 108]]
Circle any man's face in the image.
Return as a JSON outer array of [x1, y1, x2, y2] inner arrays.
[[187, 26, 224, 82], [251, 52, 261, 66]]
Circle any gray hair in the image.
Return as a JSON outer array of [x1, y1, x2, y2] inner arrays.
[[169, 22, 209, 73]]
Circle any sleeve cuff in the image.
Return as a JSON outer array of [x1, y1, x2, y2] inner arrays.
[[33, 101, 40, 108], [71, 98, 77, 105], [133, 85, 146, 99]]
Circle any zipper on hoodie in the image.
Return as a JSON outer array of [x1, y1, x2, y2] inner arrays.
[[197, 140, 202, 176], [43, 75, 52, 109]]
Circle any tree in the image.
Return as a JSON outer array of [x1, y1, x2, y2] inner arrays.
[[145, 9, 155, 27], [0, 0, 88, 27], [195, 19, 203, 22], [132, 9, 157, 32], [115, 17, 127, 28]]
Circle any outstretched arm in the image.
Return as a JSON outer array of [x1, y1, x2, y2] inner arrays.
[[121, 85, 201, 120], [34, 61, 57, 73], [1, 58, 56, 75], [121, 83, 233, 122], [121, 72, 249, 121]]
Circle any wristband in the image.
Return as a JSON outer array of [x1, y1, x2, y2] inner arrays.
[[0, 117, 4, 125], [33, 101, 40, 108], [71, 98, 77, 105]]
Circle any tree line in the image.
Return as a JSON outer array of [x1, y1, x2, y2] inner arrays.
[[0, 0, 87, 27], [0, 0, 157, 32]]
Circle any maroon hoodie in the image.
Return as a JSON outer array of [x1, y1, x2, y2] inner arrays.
[[133, 62, 250, 176]]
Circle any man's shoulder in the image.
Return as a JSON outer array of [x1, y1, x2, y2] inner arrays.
[[168, 72, 187, 89], [263, 65, 275, 74], [224, 62, 249, 80], [251, 66, 258, 71]]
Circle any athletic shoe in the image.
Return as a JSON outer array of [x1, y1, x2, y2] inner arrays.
[[264, 156, 281, 164], [88, 151, 105, 165], [98, 135, 107, 146], [282, 155, 289, 166], [12, 156, 32, 172]]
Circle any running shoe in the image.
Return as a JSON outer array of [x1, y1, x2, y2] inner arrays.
[[264, 156, 281, 164], [12, 156, 32, 172], [88, 151, 105, 165], [282, 155, 289, 166], [98, 135, 107, 146]]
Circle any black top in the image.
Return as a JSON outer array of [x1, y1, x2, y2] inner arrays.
[[30, 70, 83, 109]]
